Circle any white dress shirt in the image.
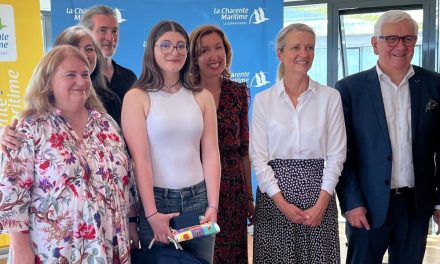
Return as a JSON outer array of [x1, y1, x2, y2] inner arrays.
[[376, 64, 415, 189], [250, 78, 347, 197]]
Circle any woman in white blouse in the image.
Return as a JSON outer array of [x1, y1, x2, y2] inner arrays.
[[250, 23, 347, 263]]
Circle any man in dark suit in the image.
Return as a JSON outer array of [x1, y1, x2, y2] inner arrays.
[[335, 10, 440, 264]]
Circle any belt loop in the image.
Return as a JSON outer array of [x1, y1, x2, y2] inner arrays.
[[164, 188, 168, 199], [191, 184, 196, 197]]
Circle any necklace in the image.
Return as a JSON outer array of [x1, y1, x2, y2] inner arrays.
[[163, 80, 180, 89]]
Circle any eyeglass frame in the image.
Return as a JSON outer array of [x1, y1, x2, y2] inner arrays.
[[377, 35, 417, 47], [154, 41, 188, 55]]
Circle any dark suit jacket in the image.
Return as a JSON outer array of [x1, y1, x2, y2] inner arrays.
[[335, 65, 440, 228]]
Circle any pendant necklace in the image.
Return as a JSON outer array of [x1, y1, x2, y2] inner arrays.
[[163, 80, 180, 89]]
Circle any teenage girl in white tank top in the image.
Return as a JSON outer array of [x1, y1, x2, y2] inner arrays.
[[121, 20, 220, 263]]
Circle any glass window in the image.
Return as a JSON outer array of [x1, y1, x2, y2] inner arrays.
[[338, 9, 423, 80], [284, 4, 328, 85]]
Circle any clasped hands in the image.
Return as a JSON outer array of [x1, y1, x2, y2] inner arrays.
[[280, 202, 327, 227]]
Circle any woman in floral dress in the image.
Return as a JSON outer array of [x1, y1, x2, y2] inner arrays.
[[0, 45, 137, 263]]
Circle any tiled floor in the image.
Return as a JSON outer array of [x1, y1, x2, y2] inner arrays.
[[1, 223, 438, 263], [247, 221, 440, 264]]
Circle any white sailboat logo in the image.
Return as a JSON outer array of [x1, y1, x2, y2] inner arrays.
[[251, 71, 270, 87], [250, 7, 269, 24], [114, 8, 126, 23]]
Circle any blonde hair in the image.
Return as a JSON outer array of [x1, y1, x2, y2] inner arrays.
[[21, 45, 105, 118], [54, 25, 110, 95], [276, 23, 315, 80]]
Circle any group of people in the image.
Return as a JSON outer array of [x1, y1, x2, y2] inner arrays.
[[0, 5, 438, 264], [0, 4, 251, 264]]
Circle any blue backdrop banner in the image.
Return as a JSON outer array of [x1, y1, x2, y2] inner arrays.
[[51, 0, 283, 199], [50, 0, 282, 96]]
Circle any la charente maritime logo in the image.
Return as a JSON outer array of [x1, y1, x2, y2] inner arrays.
[[231, 71, 270, 89], [0, 4, 17, 62], [0, 17, 6, 30], [214, 6, 269, 26], [251, 71, 270, 87], [249, 7, 269, 24], [67, 6, 126, 23], [114, 8, 126, 24]]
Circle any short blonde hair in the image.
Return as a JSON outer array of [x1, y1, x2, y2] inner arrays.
[[21, 45, 105, 118]]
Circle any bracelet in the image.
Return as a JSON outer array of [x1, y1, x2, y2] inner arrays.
[[207, 205, 219, 213], [146, 211, 158, 220], [128, 216, 138, 223]]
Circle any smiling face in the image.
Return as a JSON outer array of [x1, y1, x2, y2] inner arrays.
[[51, 55, 91, 110], [372, 19, 416, 76], [90, 14, 118, 59], [77, 36, 97, 72], [154, 31, 188, 75], [196, 32, 227, 81], [277, 30, 315, 77]]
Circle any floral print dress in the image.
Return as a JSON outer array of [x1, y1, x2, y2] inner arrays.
[[0, 108, 136, 264], [213, 79, 250, 264]]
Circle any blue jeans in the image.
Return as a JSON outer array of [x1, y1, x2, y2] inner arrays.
[[138, 181, 215, 263]]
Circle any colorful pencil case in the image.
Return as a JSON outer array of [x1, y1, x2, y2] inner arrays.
[[171, 222, 220, 242]]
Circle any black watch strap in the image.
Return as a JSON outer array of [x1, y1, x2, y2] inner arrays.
[[129, 216, 138, 223]]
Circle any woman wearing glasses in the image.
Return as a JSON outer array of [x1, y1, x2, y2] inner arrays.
[[121, 20, 220, 263]]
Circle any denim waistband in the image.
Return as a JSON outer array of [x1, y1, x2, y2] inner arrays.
[[153, 180, 206, 199]]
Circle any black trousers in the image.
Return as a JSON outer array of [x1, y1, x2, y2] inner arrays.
[[345, 190, 431, 264]]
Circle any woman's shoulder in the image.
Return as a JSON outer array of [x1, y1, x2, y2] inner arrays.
[[311, 79, 340, 97], [125, 87, 149, 96], [221, 78, 250, 104], [310, 81, 342, 110], [123, 87, 150, 103], [194, 87, 213, 101], [222, 78, 248, 90]]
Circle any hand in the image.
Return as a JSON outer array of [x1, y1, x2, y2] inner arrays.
[[345, 207, 370, 230], [302, 190, 331, 227], [200, 206, 217, 224], [1, 119, 26, 158], [433, 209, 440, 235], [148, 212, 180, 244], [247, 199, 255, 225], [281, 203, 310, 224], [129, 222, 140, 249], [272, 192, 309, 224], [12, 245, 35, 264], [302, 203, 326, 227]]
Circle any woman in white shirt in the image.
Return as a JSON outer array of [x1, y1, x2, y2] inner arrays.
[[121, 21, 220, 263], [250, 23, 346, 263]]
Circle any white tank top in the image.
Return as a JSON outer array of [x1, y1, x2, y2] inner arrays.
[[146, 87, 204, 189]]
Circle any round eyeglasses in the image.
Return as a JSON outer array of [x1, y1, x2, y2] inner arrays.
[[155, 41, 188, 55], [377, 35, 417, 47]]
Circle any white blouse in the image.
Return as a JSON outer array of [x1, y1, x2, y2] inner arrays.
[[250, 78, 347, 197]]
